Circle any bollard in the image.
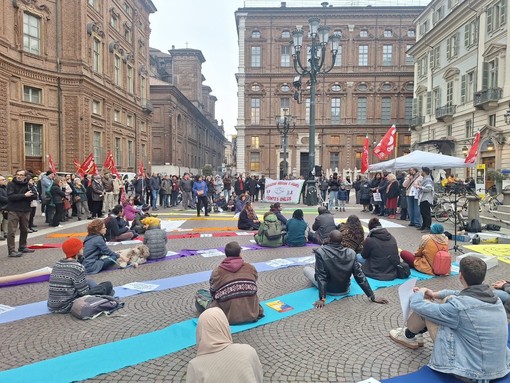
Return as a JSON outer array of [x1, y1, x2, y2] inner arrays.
[[466, 195, 480, 221], [502, 190, 510, 205]]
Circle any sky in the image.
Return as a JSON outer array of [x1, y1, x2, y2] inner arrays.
[[149, 0, 431, 140]]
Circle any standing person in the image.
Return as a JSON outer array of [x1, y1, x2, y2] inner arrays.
[[319, 175, 329, 204], [258, 175, 266, 201], [376, 173, 389, 217], [193, 175, 209, 217], [0, 174, 8, 240], [50, 176, 66, 228], [389, 256, 510, 383], [101, 172, 115, 213], [180, 173, 194, 211], [112, 174, 123, 206], [40, 170, 55, 219], [398, 172, 409, 220], [6, 170, 36, 257], [170, 175, 180, 207], [213, 175, 224, 203], [89, 175, 105, 218], [403, 167, 423, 228], [417, 167, 434, 232], [186, 307, 264, 383], [370, 172, 382, 214], [328, 173, 340, 211], [161, 175, 172, 208], [234, 175, 245, 196], [149, 173, 161, 210], [303, 230, 388, 309], [385, 174, 400, 219], [73, 178, 90, 220], [132, 174, 145, 203], [353, 175, 362, 205], [223, 174, 232, 201], [344, 176, 352, 203], [337, 184, 349, 212], [27, 176, 39, 232], [285, 209, 308, 247]]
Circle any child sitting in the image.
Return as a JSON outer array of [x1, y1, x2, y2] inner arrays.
[[142, 217, 168, 260]]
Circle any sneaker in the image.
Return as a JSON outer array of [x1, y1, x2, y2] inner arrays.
[[58, 224, 63, 228], [389, 327, 419, 349], [8, 251, 23, 257], [19, 248, 35, 253]]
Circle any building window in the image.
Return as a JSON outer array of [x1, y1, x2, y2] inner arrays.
[[382, 45, 392, 66], [334, 45, 342, 66], [433, 6, 444, 24], [446, 33, 459, 60], [114, 55, 122, 86], [419, 20, 429, 35], [281, 45, 291, 67], [124, 3, 132, 17], [305, 98, 310, 124], [487, 0, 507, 33], [127, 140, 134, 167], [446, 81, 454, 105], [251, 136, 259, 149], [115, 137, 122, 167], [92, 100, 101, 115], [251, 31, 261, 38], [405, 97, 413, 123], [355, 151, 362, 169], [446, 124, 452, 136], [250, 152, 260, 172], [332, 84, 341, 92], [124, 27, 132, 42], [407, 29, 416, 37], [357, 97, 367, 124], [281, 30, 290, 38], [465, 120, 473, 138], [360, 29, 368, 37], [110, 14, 118, 29], [141, 143, 147, 164], [358, 45, 368, 66], [23, 13, 41, 55], [464, 18, 478, 47], [251, 98, 260, 125], [483, 59, 499, 89], [381, 97, 391, 124], [331, 98, 340, 124], [251, 46, 261, 67], [114, 109, 121, 122], [93, 131, 102, 164], [25, 123, 42, 156], [23, 86, 42, 104], [88, 0, 99, 10], [280, 97, 290, 115], [383, 29, 392, 37], [429, 46, 440, 69], [141, 76, 147, 106], [406, 44, 414, 65], [127, 65, 134, 93], [329, 152, 339, 170], [127, 114, 132, 127], [93, 37, 102, 73], [141, 121, 146, 132], [461, 70, 476, 103], [489, 114, 496, 127]]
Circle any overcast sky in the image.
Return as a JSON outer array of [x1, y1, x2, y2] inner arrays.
[[149, 0, 431, 140]]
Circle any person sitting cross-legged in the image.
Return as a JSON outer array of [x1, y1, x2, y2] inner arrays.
[[284, 209, 308, 247], [304, 230, 388, 309], [389, 255, 510, 383], [307, 206, 338, 245], [104, 204, 137, 242], [254, 212, 284, 248]]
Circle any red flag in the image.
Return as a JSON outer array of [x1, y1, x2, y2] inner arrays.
[[103, 151, 120, 176], [88, 160, 98, 175], [464, 131, 480, 164], [373, 124, 397, 160], [138, 161, 145, 178], [77, 153, 94, 177], [361, 135, 369, 174], [48, 155, 57, 174], [73, 159, 81, 173]]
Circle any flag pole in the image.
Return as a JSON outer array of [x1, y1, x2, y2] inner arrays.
[[395, 131, 398, 159]]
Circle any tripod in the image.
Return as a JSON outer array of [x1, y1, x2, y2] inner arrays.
[[450, 193, 465, 254]]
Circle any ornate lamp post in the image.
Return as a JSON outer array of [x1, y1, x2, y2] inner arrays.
[[275, 109, 295, 179], [291, 17, 341, 179]]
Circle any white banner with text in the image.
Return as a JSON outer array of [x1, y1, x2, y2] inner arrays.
[[263, 178, 305, 204]]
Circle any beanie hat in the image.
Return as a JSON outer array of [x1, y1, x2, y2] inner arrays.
[[62, 237, 83, 258], [430, 223, 444, 234], [142, 217, 161, 228]]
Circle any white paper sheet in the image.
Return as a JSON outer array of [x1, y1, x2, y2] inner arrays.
[[398, 277, 417, 323], [121, 282, 159, 292], [0, 304, 14, 315], [265, 258, 295, 268], [198, 249, 225, 258]]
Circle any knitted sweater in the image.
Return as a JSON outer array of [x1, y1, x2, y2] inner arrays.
[[47, 259, 89, 313], [143, 228, 168, 259]]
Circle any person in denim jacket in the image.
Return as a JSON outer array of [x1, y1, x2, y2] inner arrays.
[[389, 255, 510, 382]]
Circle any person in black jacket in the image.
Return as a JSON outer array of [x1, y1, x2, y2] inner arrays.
[[303, 230, 388, 308], [6, 170, 36, 257], [359, 218, 400, 281], [308, 206, 337, 244], [328, 173, 340, 210], [0, 175, 8, 241], [50, 177, 67, 228], [105, 205, 137, 242]]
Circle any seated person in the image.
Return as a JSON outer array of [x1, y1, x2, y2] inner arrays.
[[48, 237, 114, 313], [186, 307, 263, 383], [304, 230, 388, 309], [400, 223, 449, 275], [82, 219, 126, 274], [131, 204, 152, 234], [492, 280, 510, 313], [284, 209, 308, 247], [308, 206, 338, 244], [237, 201, 260, 230], [227, 192, 237, 212], [122, 196, 138, 223], [141, 217, 168, 260], [389, 256, 510, 382], [104, 204, 137, 242], [359, 218, 399, 281], [214, 194, 228, 212], [269, 202, 288, 225], [194, 241, 264, 325], [234, 193, 247, 215], [338, 215, 364, 253], [254, 212, 284, 248]]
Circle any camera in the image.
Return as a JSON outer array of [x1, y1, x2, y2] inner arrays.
[[293, 75, 302, 89]]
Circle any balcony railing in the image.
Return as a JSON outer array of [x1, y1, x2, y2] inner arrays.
[[435, 104, 456, 122], [409, 116, 424, 128], [474, 88, 502, 110]]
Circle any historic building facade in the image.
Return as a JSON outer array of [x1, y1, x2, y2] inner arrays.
[[149, 48, 226, 173], [409, 0, 509, 185], [0, 0, 156, 173], [235, 3, 424, 178]]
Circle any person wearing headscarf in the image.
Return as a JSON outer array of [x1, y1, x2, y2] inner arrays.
[[400, 223, 449, 275], [186, 307, 263, 383]]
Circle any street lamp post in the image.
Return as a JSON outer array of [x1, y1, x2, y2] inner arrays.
[[291, 17, 341, 179], [275, 109, 295, 179]]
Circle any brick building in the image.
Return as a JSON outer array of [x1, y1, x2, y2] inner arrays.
[[0, 0, 156, 174], [235, 3, 424, 178], [149, 47, 225, 172]]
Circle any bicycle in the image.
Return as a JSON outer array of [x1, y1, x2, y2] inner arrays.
[[479, 185, 504, 212]]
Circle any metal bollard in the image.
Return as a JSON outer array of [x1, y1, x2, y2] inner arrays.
[[466, 195, 480, 221]]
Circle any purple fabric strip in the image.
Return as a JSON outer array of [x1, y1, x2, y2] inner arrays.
[[0, 274, 50, 288]]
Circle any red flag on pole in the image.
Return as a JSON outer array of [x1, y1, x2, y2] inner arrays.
[[88, 160, 98, 176], [73, 159, 81, 173], [48, 155, 57, 174], [77, 154, 94, 177], [103, 151, 120, 176], [464, 131, 480, 164], [373, 124, 397, 160], [361, 135, 369, 174], [138, 161, 145, 178]]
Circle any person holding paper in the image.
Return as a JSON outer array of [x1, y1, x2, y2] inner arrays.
[[389, 256, 510, 382], [303, 230, 388, 309]]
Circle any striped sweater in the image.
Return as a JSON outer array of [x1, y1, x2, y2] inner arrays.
[[47, 259, 89, 313]]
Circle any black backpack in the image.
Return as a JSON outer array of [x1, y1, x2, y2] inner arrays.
[[466, 219, 482, 233]]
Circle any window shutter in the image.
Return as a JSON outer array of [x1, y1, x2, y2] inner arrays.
[[426, 91, 432, 114], [454, 32, 460, 56], [460, 75, 466, 104], [495, 58, 499, 87], [487, 6, 493, 32], [464, 24, 470, 47], [429, 49, 434, 68], [412, 98, 417, 117], [446, 38, 451, 59], [501, 0, 507, 26], [482, 62, 489, 90]]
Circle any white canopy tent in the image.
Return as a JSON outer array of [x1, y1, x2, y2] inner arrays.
[[368, 150, 476, 172]]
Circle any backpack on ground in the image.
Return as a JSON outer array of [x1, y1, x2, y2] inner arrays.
[[465, 219, 482, 233], [70, 295, 124, 320], [427, 241, 451, 276], [387, 255, 411, 279], [484, 224, 501, 231]]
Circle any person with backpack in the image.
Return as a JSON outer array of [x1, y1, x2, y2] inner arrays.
[[399, 223, 451, 276], [269, 202, 287, 225], [254, 212, 284, 247]]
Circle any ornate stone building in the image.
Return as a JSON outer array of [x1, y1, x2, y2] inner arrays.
[[0, 0, 156, 173], [235, 3, 424, 178], [149, 48, 225, 173]]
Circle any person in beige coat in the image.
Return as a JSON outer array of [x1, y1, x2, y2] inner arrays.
[[186, 307, 263, 383]]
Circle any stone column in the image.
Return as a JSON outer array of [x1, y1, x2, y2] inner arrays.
[[466, 195, 480, 221]]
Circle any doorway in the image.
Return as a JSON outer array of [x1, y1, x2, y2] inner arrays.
[[300, 152, 309, 178], [482, 156, 495, 190]]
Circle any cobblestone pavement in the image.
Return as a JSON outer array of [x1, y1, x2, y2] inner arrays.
[[0, 202, 509, 383]]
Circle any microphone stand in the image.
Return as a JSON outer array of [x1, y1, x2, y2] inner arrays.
[[450, 192, 465, 254]]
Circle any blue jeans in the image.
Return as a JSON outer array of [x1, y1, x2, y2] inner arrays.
[[494, 289, 510, 303], [328, 192, 338, 210], [151, 190, 159, 208], [407, 196, 422, 227], [355, 253, 366, 264]]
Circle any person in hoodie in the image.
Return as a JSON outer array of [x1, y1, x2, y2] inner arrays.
[[304, 230, 388, 309], [389, 256, 510, 383], [269, 202, 287, 225], [195, 241, 264, 325], [359, 218, 399, 281]]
